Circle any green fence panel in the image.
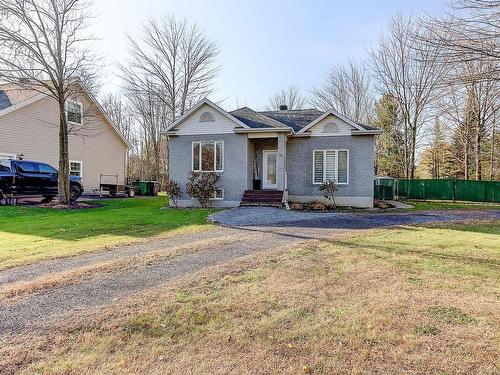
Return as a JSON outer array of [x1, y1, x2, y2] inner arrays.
[[397, 179, 426, 199], [393, 178, 500, 203], [374, 179, 395, 200], [424, 179, 455, 200], [455, 180, 485, 202], [485, 181, 500, 203]]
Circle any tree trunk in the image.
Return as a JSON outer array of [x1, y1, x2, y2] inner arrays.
[[58, 99, 70, 204], [464, 139, 469, 180], [490, 123, 496, 180], [410, 125, 417, 179], [475, 122, 482, 180]]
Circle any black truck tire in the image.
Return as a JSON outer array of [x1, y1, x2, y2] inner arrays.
[[69, 185, 82, 202], [127, 187, 136, 198]]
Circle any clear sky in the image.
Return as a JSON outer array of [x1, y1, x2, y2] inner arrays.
[[93, 0, 446, 110]]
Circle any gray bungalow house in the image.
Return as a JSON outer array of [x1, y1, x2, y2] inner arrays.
[[163, 98, 381, 208]]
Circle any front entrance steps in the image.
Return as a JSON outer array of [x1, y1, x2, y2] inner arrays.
[[240, 190, 283, 207]]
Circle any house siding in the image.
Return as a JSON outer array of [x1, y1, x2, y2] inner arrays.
[[175, 104, 238, 135], [168, 133, 249, 207], [0, 95, 127, 193], [286, 135, 374, 207]]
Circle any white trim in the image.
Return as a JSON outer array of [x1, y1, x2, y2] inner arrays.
[[191, 141, 224, 172], [312, 149, 349, 185], [69, 160, 83, 178], [351, 130, 383, 135], [262, 149, 278, 189], [163, 98, 250, 133], [0, 92, 47, 117], [298, 109, 366, 134], [66, 99, 83, 126], [234, 127, 291, 134]]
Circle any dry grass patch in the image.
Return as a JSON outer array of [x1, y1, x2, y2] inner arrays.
[[2, 221, 499, 375]]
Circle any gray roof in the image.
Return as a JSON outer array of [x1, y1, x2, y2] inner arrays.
[[229, 106, 381, 133], [230, 107, 289, 129], [355, 121, 380, 131], [0, 90, 12, 111], [259, 109, 324, 132]]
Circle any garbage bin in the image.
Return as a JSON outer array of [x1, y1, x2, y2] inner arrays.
[[139, 181, 148, 196], [147, 181, 159, 196]]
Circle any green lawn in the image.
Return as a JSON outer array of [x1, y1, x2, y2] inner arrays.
[[407, 200, 500, 211], [0, 198, 215, 270]]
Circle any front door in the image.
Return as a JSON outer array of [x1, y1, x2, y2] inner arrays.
[[263, 150, 277, 189]]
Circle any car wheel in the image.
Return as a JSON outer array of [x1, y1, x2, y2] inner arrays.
[[41, 196, 55, 203], [127, 188, 136, 198], [69, 186, 82, 202]]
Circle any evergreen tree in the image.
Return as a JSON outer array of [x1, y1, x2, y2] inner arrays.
[[374, 94, 405, 177]]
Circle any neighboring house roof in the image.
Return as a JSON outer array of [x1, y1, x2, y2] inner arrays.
[[230, 107, 290, 129], [0, 90, 12, 110], [0, 81, 132, 148]]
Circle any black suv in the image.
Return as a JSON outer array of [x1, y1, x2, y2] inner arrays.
[[0, 159, 83, 202]]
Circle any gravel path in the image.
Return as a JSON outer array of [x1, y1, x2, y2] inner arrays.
[[0, 227, 298, 337], [1, 208, 498, 338]]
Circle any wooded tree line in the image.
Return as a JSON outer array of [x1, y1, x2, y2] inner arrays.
[[114, 0, 498, 185]]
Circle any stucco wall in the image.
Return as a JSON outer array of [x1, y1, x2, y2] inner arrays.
[[168, 133, 249, 207], [0, 95, 127, 193], [286, 135, 375, 206]]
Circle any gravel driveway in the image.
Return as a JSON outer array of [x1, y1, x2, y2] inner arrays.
[[1, 207, 498, 339], [210, 207, 500, 228]]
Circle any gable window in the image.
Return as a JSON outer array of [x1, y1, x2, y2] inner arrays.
[[70, 161, 82, 177], [199, 111, 215, 122], [192, 141, 223, 172], [313, 150, 349, 185], [66, 100, 83, 125], [323, 122, 339, 133]]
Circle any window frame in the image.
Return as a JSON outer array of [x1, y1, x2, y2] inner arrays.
[[69, 160, 83, 178], [199, 111, 215, 122], [210, 188, 224, 200], [191, 141, 224, 172], [312, 149, 349, 185], [66, 99, 83, 126]]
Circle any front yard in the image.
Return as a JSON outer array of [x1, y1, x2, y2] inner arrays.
[[0, 198, 215, 270], [4, 219, 499, 374]]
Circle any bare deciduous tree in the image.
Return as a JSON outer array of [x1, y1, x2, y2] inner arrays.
[[121, 15, 219, 187], [419, 0, 500, 81], [371, 15, 446, 178], [0, 0, 97, 203], [311, 61, 373, 122], [121, 14, 220, 123], [266, 85, 307, 110]]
